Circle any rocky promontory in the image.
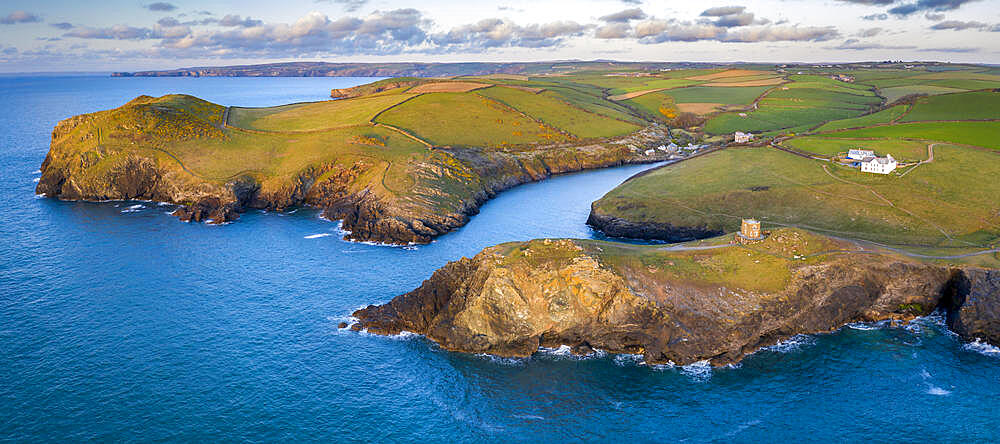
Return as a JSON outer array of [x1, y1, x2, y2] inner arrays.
[[352, 230, 1000, 365], [36, 93, 681, 245]]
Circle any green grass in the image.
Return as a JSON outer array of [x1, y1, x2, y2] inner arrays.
[[374, 92, 570, 147], [783, 136, 929, 161], [476, 86, 641, 138], [900, 91, 1000, 122], [592, 145, 1000, 248], [229, 94, 416, 131], [703, 75, 881, 135], [664, 86, 771, 104], [814, 106, 907, 132], [880, 85, 967, 103], [823, 121, 1000, 150]]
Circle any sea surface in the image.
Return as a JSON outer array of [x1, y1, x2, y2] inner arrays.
[[1, 76, 998, 442]]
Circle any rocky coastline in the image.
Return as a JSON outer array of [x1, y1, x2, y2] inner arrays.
[[36, 109, 686, 244], [351, 235, 1000, 366]]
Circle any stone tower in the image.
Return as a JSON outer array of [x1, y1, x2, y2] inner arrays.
[[741, 219, 762, 240]]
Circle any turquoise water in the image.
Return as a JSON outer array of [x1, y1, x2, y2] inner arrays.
[[1, 76, 998, 442]]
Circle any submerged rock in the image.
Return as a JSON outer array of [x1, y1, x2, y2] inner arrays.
[[353, 231, 1000, 365]]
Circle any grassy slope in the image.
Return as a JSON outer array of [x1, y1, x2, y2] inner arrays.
[[814, 106, 907, 132], [704, 75, 881, 135], [783, 136, 928, 161], [822, 121, 1000, 150], [374, 92, 569, 147], [475, 86, 640, 138], [664, 86, 771, 104], [229, 94, 416, 131], [899, 91, 1000, 122], [593, 146, 1000, 248]]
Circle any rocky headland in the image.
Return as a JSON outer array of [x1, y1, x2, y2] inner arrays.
[[36, 94, 683, 245], [351, 230, 1000, 365]]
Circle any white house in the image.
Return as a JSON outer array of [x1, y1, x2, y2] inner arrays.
[[847, 149, 875, 160], [734, 132, 754, 143], [860, 154, 897, 174]]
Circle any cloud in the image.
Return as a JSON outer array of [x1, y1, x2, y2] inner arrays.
[[924, 12, 945, 20], [917, 46, 981, 52], [855, 27, 883, 37], [600, 8, 646, 23], [594, 23, 632, 39], [66, 25, 154, 40], [632, 18, 837, 43], [700, 6, 746, 16], [889, 0, 980, 17], [50, 22, 74, 30], [698, 6, 768, 28], [929, 20, 998, 30], [835, 0, 895, 4], [145, 2, 177, 12], [218, 15, 263, 27], [862, 13, 889, 20], [433, 18, 590, 49], [315, 0, 369, 12], [722, 25, 840, 42], [830, 38, 916, 50], [1, 10, 41, 24]]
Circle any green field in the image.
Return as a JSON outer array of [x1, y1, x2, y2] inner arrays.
[[899, 91, 1000, 122], [664, 86, 771, 104], [229, 94, 416, 131], [476, 86, 641, 138], [822, 121, 1000, 150], [703, 75, 881, 135], [814, 106, 907, 132], [783, 136, 928, 161], [880, 85, 967, 103], [592, 145, 1000, 248], [374, 92, 570, 147]]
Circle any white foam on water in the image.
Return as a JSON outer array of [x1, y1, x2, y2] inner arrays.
[[120, 204, 145, 213], [34, 193, 45, 199], [286, 209, 298, 214], [963, 339, 1000, 357], [679, 360, 713, 382], [846, 321, 889, 331], [539, 345, 573, 356], [761, 334, 816, 353], [536, 345, 608, 360], [304, 233, 332, 239], [32, 169, 41, 174], [32, 177, 39, 183], [926, 385, 951, 396], [613, 354, 644, 367], [475, 353, 529, 366]]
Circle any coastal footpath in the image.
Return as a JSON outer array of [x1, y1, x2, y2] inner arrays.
[[352, 230, 1000, 366]]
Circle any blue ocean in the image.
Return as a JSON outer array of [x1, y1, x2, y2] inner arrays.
[[1, 76, 998, 442]]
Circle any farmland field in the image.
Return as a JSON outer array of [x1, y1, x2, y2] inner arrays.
[[822, 121, 1000, 150], [229, 94, 416, 132]]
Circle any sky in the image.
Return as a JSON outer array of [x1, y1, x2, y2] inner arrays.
[[1, 0, 998, 72]]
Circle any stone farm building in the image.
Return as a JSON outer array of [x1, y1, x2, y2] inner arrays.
[[734, 132, 754, 143], [860, 154, 897, 174], [847, 149, 874, 160]]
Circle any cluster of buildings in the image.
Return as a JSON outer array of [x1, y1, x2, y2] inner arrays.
[[734, 131, 754, 143], [847, 149, 897, 174]]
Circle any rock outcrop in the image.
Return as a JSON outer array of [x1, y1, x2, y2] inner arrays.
[[353, 234, 1000, 365]]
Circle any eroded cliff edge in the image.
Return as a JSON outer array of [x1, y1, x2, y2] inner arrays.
[[352, 230, 1000, 365], [36, 94, 679, 245]]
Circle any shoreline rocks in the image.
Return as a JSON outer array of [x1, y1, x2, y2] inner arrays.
[[351, 236, 1000, 366]]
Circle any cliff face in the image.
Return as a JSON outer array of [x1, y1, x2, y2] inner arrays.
[[352, 235, 1000, 365], [36, 95, 675, 244]]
